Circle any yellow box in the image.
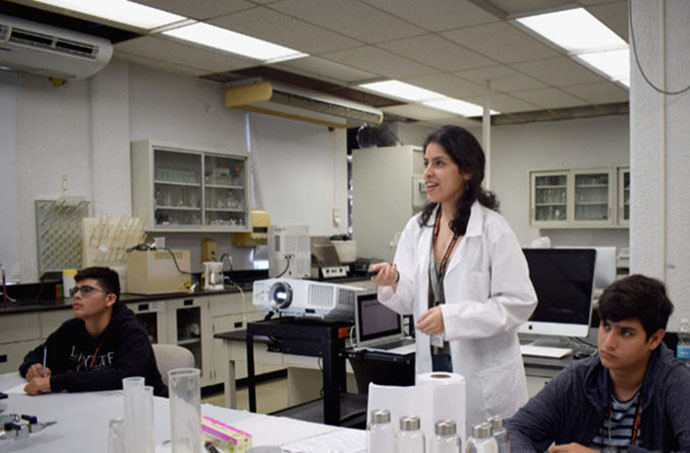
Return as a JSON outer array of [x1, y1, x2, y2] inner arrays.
[[231, 210, 270, 246], [126, 249, 191, 294]]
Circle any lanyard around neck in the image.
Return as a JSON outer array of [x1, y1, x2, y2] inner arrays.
[[606, 394, 642, 446], [433, 213, 459, 280]]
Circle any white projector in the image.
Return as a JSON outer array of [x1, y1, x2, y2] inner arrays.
[[252, 278, 361, 321]]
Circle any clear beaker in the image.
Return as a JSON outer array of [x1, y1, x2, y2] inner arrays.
[[108, 418, 125, 453], [169, 368, 201, 453]]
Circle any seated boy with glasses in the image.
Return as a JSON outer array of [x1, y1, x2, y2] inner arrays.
[[19, 267, 167, 396], [506, 274, 690, 453], [507, 275, 690, 452]]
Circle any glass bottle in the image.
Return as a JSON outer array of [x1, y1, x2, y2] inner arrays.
[[487, 416, 509, 453], [367, 409, 395, 453], [466, 423, 497, 453], [397, 415, 425, 453], [431, 420, 460, 453]]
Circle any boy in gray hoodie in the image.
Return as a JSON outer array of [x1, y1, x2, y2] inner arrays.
[[507, 274, 690, 453]]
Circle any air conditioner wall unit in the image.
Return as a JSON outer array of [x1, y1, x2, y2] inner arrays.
[[225, 80, 384, 129], [0, 14, 113, 80]]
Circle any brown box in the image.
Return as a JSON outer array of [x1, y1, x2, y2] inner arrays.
[[126, 249, 191, 294]]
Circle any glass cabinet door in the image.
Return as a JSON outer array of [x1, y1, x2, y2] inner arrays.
[[574, 172, 611, 222], [204, 154, 246, 229], [153, 150, 202, 228], [533, 173, 568, 222], [618, 167, 630, 225]]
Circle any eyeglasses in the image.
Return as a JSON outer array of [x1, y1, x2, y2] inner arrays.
[[69, 285, 105, 298]]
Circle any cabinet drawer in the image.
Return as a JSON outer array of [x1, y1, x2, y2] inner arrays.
[[0, 339, 42, 374], [209, 293, 249, 317], [0, 314, 40, 343], [38, 310, 73, 339]]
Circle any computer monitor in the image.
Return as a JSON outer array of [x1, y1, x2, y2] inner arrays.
[[555, 246, 616, 291], [519, 248, 597, 338]]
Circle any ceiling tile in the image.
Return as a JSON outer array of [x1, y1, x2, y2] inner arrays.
[[131, 0, 254, 20], [466, 93, 541, 113], [268, 0, 425, 43], [320, 46, 439, 79], [511, 88, 589, 109], [511, 57, 608, 86], [586, 0, 629, 42], [560, 82, 629, 104], [402, 73, 485, 98], [455, 65, 548, 92], [377, 34, 493, 71], [210, 7, 360, 55], [114, 36, 256, 74], [114, 53, 207, 77], [442, 22, 560, 63], [274, 57, 377, 83], [361, 0, 498, 32]]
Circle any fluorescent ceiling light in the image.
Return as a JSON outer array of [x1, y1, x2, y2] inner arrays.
[[516, 8, 626, 54], [423, 98, 498, 117], [358, 80, 442, 102], [163, 22, 307, 63], [576, 48, 630, 86], [32, 0, 185, 30]]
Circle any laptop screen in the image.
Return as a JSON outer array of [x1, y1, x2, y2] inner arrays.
[[356, 292, 402, 342]]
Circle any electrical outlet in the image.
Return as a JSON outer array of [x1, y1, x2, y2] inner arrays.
[[61, 174, 68, 193], [332, 208, 341, 227]]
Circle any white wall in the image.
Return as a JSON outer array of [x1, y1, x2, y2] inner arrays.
[[631, 0, 690, 329], [0, 59, 349, 281], [482, 115, 630, 248]]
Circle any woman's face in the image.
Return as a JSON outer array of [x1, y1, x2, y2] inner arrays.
[[423, 141, 471, 205]]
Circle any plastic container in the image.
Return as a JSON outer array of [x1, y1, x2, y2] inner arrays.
[[431, 420, 461, 453], [367, 409, 395, 453], [331, 240, 357, 263], [62, 269, 77, 298], [677, 318, 690, 363], [169, 368, 201, 453]]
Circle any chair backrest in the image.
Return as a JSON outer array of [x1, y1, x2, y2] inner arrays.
[[152, 344, 195, 386]]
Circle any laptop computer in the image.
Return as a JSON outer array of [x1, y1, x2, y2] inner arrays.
[[354, 290, 416, 355]]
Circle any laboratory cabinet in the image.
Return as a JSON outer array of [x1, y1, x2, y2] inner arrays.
[[530, 168, 626, 228], [131, 140, 250, 232], [617, 167, 630, 226], [352, 145, 424, 262]]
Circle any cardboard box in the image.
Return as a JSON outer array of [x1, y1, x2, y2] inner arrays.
[[126, 249, 191, 294]]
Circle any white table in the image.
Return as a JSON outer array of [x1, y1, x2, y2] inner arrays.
[[0, 372, 365, 452]]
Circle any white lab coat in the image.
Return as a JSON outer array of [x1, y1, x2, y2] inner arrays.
[[378, 202, 537, 428]]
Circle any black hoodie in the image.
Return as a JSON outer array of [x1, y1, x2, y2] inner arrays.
[[19, 302, 168, 397]]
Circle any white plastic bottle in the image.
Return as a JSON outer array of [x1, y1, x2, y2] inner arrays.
[[677, 318, 690, 364], [368, 409, 395, 453], [466, 423, 497, 453], [431, 420, 460, 453], [487, 416, 509, 453], [397, 415, 425, 453]]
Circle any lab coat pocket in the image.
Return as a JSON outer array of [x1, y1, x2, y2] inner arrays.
[[477, 358, 527, 418]]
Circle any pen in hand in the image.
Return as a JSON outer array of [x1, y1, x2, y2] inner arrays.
[[41, 347, 47, 377]]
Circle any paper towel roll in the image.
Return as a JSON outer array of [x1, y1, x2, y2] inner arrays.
[[417, 372, 466, 451]]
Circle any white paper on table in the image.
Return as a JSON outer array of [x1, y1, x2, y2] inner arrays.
[[282, 428, 365, 453], [3, 383, 27, 394]]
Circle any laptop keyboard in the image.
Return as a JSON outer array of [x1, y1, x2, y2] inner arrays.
[[376, 339, 415, 350]]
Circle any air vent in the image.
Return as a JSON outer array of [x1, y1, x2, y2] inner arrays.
[[308, 284, 334, 308], [0, 24, 8, 41], [8, 26, 97, 59], [271, 89, 379, 123], [337, 288, 355, 307]]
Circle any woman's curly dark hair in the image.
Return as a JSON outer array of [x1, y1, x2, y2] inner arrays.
[[418, 125, 499, 235]]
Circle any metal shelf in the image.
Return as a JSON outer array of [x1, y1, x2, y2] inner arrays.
[[154, 180, 201, 187]]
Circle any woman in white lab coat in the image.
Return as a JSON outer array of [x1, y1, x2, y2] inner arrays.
[[370, 125, 537, 428]]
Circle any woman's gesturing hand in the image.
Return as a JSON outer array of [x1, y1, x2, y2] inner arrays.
[[369, 262, 399, 292]]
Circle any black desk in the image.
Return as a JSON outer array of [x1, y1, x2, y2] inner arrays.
[[245, 318, 352, 426]]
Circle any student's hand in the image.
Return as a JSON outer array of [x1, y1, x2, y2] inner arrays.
[[416, 306, 445, 336], [25, 363, 51, 380], [369, 263, 398, 291], [549, 443, 597, 453], [23, 376, 51, 396]]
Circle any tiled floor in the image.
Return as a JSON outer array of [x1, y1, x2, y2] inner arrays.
[[202, 377, 289, 414]]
